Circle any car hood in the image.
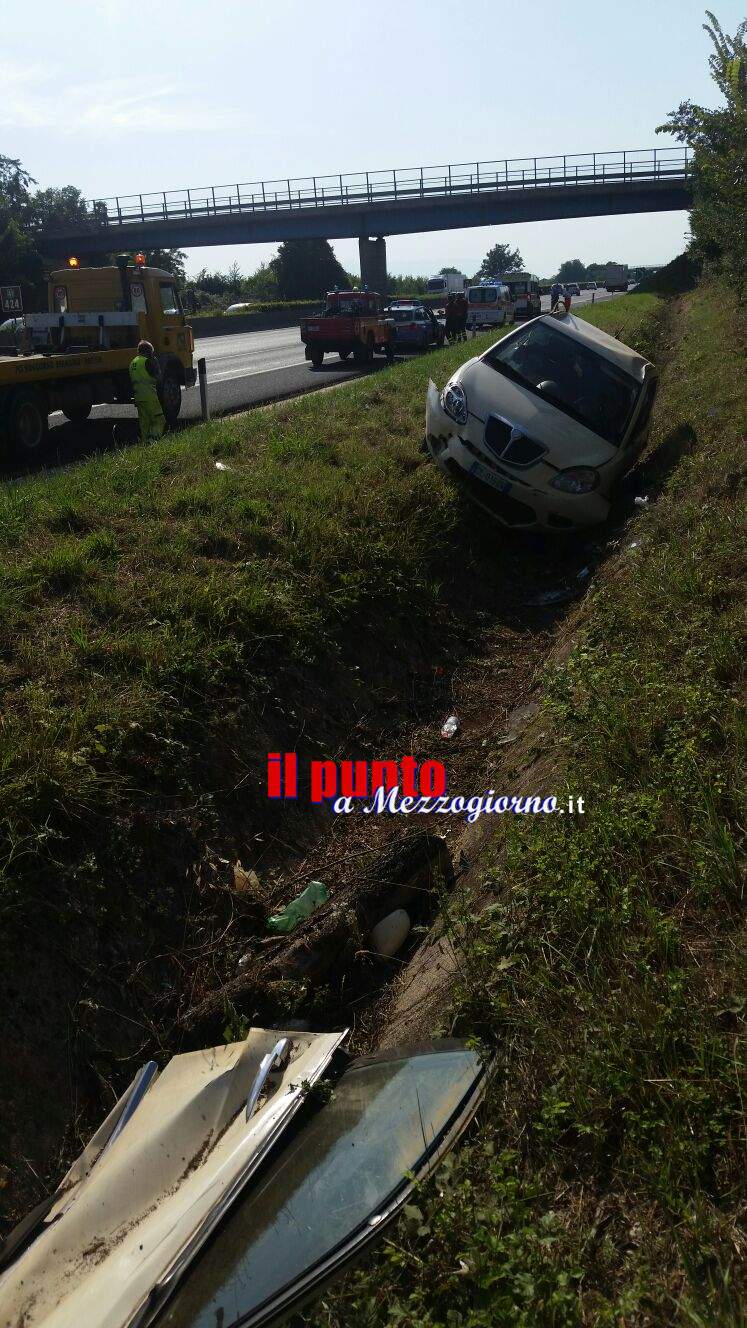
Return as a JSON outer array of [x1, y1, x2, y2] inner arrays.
[[455, 357, 619, 467]]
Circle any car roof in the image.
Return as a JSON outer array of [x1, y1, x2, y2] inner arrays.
[[538, 311, 649, 381]]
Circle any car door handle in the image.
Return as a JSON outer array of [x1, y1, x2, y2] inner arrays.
[[245, 1038, 293, 1121]]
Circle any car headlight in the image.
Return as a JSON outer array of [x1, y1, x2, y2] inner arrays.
[[441, 380, 468, 426], [549, 467, 600, 494]]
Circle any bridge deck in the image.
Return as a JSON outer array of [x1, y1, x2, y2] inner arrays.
[[40, 148, 692, 256]]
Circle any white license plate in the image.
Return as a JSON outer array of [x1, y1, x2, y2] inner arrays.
[[469, 460, 512, 494]]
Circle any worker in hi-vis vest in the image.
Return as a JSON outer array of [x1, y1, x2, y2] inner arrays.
[[129, 340, 166, 442]]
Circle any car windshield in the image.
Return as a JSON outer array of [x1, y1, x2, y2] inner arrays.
[[483, 321, 640, 446], [469, 288, 498, 304]]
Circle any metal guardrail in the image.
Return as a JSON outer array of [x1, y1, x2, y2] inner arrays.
[[79, 148, 691, 229]]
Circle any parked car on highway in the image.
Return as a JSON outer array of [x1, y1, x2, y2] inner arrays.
[[389, 303, 444, 351], [425, 309, 658, 530], [566, 282, 581, 297], [586, 280, 597, 290]]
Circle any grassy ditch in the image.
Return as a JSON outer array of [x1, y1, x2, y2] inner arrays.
[[313, 285, 746, 1324], [0, 296, 666, 1227]]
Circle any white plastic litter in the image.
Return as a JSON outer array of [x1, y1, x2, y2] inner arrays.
[[634, 495, 649, 507], [370, 909, 411, 958], [214, 460, 233, 472], [441, 715, 460, 738]]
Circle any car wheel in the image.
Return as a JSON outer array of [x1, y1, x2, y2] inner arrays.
[[310, 348, 324, 369], [8, 387, 48, 457], [160, 370, 182, 425]]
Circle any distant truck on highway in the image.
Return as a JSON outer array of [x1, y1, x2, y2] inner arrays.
[[0, 256, 196, 458], [425, 272, 468, 299], [602, 264, 630, 293], [300, 290, 394, 368]]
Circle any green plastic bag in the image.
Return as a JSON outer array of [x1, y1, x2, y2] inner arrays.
[[267, 880, 329, 935]]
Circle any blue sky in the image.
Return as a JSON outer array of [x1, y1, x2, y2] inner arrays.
[[3, 0, 742, 278]]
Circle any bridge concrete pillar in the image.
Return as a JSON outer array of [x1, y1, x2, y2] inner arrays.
[[358, 236, 388, 295]]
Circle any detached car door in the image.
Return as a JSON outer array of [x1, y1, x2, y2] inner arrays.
[[157, 1041, 489, 1328]]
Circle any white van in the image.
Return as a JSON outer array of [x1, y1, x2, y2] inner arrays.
[[466, 279, 514, 330], [502, 272, 541, 320]]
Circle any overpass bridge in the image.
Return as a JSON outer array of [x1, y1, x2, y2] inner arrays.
[[41, 147, 693, 285]]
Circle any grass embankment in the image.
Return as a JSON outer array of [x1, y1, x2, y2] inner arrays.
[[315, 285, 746, 1324], [0, 295, 665, 1225], [0, 323, 526, 1219]]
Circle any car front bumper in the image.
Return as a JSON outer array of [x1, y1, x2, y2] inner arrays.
[[424, 381, 611, 530]]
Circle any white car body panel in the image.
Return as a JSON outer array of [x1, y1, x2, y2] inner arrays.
[[0, 1030, 347, 1328]]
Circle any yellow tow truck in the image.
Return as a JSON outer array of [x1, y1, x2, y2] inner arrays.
[[0, 255, 196, 457]]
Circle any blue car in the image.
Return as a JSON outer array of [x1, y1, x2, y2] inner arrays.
[[389, 303, 444, 351]]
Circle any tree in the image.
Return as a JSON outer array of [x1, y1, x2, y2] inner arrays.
[[0, 155, 35, 217], [475, 241, 523, 280], [0, 154, 44, 303], [271, 238, 348, 300], [658, 10, 747, 293], [32, 185, 88, 234], [0, 217, 45, 301], [439, 266, 461, 274], [556, 258, 587, 282]]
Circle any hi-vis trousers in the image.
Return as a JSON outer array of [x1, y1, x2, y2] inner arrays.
[[133, 388, 166, 443]]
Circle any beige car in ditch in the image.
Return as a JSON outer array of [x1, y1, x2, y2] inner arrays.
[[425, 310, 658, 530]]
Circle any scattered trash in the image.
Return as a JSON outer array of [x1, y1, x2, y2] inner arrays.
[[233, 864, 262, 897], [634, 495, 649, 507], [370, 908, 411, 958], [214, 459, 233, 472], [267, 880, 329, 935], [629, 542, 639, 550], [527, 587, 576, 607], [577, 566, 591, 581], [441, 715, 460, 738]]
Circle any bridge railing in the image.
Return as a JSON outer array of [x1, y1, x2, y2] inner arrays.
[[82, 147, 691, 228]]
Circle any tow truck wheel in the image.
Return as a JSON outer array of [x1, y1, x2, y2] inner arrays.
[[310, 348, 324, 369], [160, 370, 182, 426], [8, 388, 48, 457]]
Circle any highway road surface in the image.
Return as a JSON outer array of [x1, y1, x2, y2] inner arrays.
[[38, 286, 623, 459]]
